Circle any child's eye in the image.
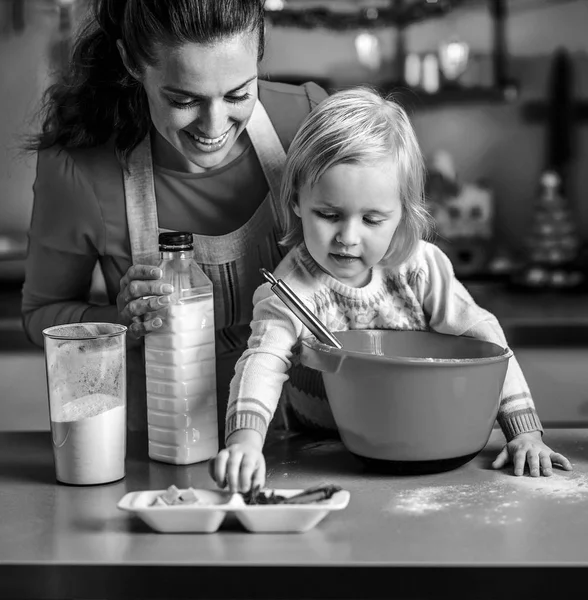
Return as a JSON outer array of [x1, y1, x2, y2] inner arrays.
[[314, 211, 338, 221], [225, 92, 252, 104], [364, 217, 384, 226]]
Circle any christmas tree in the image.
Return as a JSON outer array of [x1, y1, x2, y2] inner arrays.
[[513, 170, 583, 289]]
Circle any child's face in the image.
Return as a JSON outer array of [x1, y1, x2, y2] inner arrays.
[[294, 160, 402, 287]]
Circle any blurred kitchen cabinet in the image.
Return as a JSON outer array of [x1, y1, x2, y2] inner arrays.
[[0, 0, 89, 282], [0, 346, 48, 431], [0, 286, 48, 431], [514, 347, 588, 428]]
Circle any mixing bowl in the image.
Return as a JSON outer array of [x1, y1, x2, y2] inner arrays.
[[300, 330, 512, 474]]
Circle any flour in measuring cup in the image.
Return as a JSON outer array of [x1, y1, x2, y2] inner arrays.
[[51, 393, 126, 485]]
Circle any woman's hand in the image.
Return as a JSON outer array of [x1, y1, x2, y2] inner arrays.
[[209, 430, 266, 493], [492, 431, 573, 477], [116, 265, 173, 338]]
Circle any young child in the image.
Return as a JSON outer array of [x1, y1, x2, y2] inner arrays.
[[210, 87, 572, 492]]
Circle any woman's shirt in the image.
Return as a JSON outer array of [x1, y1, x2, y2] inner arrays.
[[22, 80, 328, 431], [22, 80, 327, 345], [155, 145, 268, 236]]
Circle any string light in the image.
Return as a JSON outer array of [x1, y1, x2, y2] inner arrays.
[[439, 37, 470, 80], [264, 0, 469, 30], [355, 31, 382, 72]]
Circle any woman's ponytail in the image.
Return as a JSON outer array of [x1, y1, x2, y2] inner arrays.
[[26, 0, 149, 164], [27, 0, 266, 165]]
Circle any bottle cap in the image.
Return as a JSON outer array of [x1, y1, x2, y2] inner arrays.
[[158, 232, 193, 251]]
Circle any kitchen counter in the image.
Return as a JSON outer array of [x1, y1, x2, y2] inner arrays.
[[466, 282, 588, 346], [468, 283, 588, 324], [1, 429, 588, 599]]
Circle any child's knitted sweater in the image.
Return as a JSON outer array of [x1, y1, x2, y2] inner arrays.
[[225, 241, 542, 444]]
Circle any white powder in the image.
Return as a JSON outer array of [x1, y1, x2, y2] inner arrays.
[[386, 472, 588, 525], [54, 392, 122, 422], [392, 487, 454, 514], [51, 393, 126, 485], [504, 471, 588, 498]]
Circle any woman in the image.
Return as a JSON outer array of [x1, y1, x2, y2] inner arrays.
[[22, 0, 327, 433]]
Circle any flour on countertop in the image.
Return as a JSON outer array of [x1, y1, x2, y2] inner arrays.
[[390, 482, 505, 515], [503, 471, 588, 498], [386, 472, 588, 525]]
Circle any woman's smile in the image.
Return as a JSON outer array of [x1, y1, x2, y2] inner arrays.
[[183, 127, 232, 153]]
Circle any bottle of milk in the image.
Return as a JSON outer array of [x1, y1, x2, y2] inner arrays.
[[144, 232, 218, 464]]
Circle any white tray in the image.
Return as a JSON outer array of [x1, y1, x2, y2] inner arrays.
[[118, 487, 350, 534]]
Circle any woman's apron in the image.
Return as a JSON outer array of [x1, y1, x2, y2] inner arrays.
[[122, 101, 288, 436]]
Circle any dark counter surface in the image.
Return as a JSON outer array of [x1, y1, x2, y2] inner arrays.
[[465, 282, 588, 346], [1, 429, 588, 599], [467, 282, 588, 324]]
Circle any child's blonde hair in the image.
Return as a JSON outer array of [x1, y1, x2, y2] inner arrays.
[[279, 86, 431, 269]]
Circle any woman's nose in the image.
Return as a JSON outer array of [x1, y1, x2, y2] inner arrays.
[[197, 101, 228, 138]]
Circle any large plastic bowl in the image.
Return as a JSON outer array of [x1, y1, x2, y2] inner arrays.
[[300, 330, 512, 474]]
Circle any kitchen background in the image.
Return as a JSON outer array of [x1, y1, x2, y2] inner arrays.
[[1, 0, 587, 431]]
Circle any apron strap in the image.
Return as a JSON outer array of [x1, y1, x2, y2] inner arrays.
[[123, 134, 160, 266], [124, 99, 288, 265], [246, 100, 287, 232]]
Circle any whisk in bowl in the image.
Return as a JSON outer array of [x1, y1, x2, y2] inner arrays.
[[260, 268, 342, 349]]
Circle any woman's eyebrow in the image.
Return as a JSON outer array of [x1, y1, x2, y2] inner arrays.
[[162, 75, 258, 98]]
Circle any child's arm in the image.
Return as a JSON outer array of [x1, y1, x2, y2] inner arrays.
[[225, 282, 306, 443], [416, 243, 541, 438], [415, 243, 572, 476], [211, 282, 306, 491]]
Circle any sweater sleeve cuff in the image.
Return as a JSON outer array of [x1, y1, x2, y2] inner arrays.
[[498, 409, 544, 442], [225, 411, 268, 446]]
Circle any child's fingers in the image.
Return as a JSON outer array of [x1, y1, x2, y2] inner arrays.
[[239, 455, 258, 493], [226, 450, 244, 493], [539, 451, 553, 476], [207, 457, 226, 488], [513, 449, 527, 476], [210, 452, 229, 488], [491, 446, 509, 469], [526, 450, 541, 477], [251, 459, 266, 492], [550, 452, 573, 471]]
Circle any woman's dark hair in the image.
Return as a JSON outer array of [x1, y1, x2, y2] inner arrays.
[[26, 0, 265, 164]]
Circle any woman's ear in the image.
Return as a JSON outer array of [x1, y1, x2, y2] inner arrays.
[[292, 202, 301, 218], [116, 40, 141, 81]]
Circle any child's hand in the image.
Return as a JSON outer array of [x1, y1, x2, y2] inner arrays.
[[208, 429, 266, 493], [492, 431, 573, 477]]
